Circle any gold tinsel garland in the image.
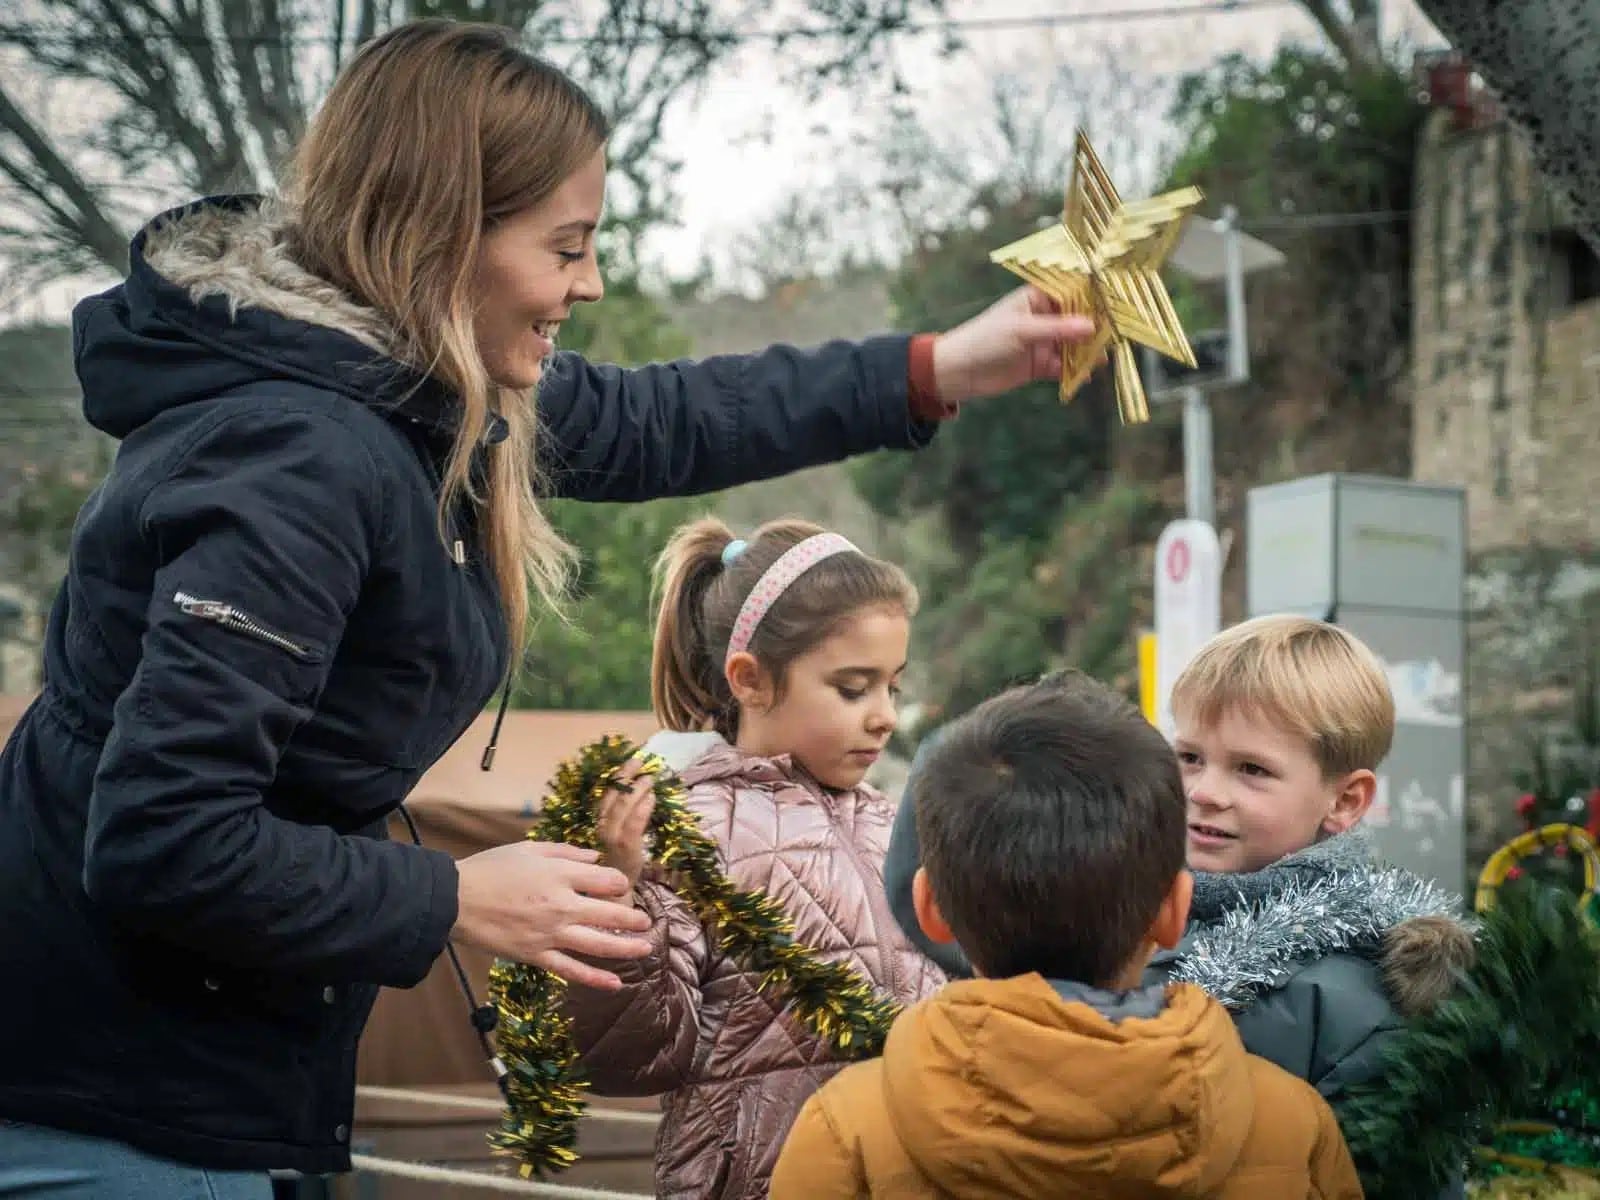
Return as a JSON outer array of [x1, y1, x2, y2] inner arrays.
[[486, 735, 902, 1177]]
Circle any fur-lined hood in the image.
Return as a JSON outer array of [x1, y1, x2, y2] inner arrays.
[[71, 194, 480, 448], [1166, 831, 1475, 1019], [143, 194, 395, 353]]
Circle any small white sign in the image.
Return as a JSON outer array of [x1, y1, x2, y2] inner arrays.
[[1154, 519, 1222, 737], [1380, 657, 1464, 728]]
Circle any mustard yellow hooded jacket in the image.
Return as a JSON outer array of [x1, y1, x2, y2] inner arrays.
[[771, 976, 1362, 1199]]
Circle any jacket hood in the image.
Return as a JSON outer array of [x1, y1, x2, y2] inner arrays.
[[71, 195, 491, 448], [640, 730, 727, 774], [881, 977, 1254, 1198]]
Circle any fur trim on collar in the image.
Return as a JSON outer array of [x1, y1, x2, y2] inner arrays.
[[1172, 834, 1473, 1017], [142, 197, 398, 354]]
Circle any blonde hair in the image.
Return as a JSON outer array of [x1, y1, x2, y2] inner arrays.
[[650, 516, 918, 738], [1170, 614, 1395, 776], [283, 20, 608, 658]]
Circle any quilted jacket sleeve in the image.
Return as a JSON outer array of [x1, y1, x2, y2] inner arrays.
[[563, 876, 709, 1096]]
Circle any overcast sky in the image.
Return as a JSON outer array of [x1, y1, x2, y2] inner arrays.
[[645, 0, 1438, 273]]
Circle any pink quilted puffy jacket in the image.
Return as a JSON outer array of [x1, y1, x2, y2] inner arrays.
[[563, 732, 945, 1200]]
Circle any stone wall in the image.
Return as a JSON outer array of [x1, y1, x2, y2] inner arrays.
[[1411, 109, 1600, 552], [1410, 107, 1600, 863]]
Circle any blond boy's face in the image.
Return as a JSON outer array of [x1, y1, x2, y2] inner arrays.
[[1173, 705, 1369, 873]]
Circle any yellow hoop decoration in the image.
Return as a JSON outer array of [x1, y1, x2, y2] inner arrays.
[[1475, 822, 1600, 918]]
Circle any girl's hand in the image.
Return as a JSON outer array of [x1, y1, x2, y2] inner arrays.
[[452, 840, 652, 991], [595, 758, 658, 895], [932, 286, 1099, 405]]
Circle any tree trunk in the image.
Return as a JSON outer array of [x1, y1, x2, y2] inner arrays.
[[1299, 0, 1387, 75]]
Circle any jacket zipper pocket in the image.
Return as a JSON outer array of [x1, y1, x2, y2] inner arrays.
[[173, 591, 317, 661]]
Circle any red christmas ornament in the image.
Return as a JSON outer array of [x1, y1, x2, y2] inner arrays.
[[1516, 793, 1538, 828]]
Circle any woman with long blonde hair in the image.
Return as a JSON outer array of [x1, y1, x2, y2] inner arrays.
[[0, 19, 1095, 1195]]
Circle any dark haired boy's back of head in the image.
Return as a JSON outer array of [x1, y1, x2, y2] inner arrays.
[[913, 671, 1187, 985]]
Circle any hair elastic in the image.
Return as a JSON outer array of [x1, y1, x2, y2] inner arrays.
[[725, 532, 857, 662], [721, 539, 748, 567]]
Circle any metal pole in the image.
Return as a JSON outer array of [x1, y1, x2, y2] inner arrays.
[[1221, 204, 1248, 385], [1182, 385, 1213, 526]]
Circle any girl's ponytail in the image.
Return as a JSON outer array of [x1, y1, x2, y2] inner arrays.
[[651, 516, 737, 733]]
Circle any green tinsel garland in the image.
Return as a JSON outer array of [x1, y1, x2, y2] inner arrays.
[[486, 735, 901, 1177]]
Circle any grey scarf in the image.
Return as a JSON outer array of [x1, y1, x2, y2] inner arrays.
[[1171, 829, 1464, 1010], [1188, 827, 1380, 922]]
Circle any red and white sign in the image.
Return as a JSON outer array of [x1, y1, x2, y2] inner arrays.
[[1153, 520, 1221, 737], [1165, 537, 1191, 584]]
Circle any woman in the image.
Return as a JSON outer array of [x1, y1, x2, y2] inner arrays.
[[0, 19, 1096, 1197]]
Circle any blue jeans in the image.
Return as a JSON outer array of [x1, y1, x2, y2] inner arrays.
[[0, 1121, 272, 1198]]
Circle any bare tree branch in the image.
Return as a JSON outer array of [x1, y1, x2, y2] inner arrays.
[[332, 0, 348, 67], [95, 0, 242, 183], [257, 0, 306, 146], [222, 0, 302, 172], [0, 0, 950, 284], [355, 0, 380, 47], [171, 0, 258, 185], [0, 81, 128, 271], [1297, 0, 1385, 73]]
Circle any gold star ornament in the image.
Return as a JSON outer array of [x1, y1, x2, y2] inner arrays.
[[989, 132, 1204, 424]]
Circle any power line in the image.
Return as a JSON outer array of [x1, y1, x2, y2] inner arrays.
[[1249, 209, 1411, 229], [0, 1, 1292, 51]]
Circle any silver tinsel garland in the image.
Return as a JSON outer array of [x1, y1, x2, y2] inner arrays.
[[1171, 866, 1467, 1011]]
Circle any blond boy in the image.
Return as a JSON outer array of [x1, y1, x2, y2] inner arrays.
[[1156, 616, 1474, 1199], [1151, 616, 1469, 1075]]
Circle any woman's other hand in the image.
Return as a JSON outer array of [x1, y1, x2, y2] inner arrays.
[[453, 841, 652, 990]]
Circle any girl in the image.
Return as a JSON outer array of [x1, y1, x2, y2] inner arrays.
[[568, 516, 945, 1200]]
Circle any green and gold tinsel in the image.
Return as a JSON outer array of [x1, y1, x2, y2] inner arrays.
[[487, 735, 901, 1176]]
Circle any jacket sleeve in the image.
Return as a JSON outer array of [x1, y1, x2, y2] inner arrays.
[[769, 1090, 863, 1200], [537, 336, 938, 502], [563, 876, 709, 1096], [1308, 1093, 1365, 1200], [883, 733, 973, 979], [82, 405, 455, 988]]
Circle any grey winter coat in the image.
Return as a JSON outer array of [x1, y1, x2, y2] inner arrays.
[[1144, 831, 1472, 1101]]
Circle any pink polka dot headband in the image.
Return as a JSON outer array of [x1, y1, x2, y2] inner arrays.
[[724, 532, 858, 662]]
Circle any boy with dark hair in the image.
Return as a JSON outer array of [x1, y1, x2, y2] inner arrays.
[[883, 621, 1476, 1197], [772, 672, 1361, 1199]]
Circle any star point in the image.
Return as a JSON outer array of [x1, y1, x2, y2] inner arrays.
[[989, 131, 1204, 424]]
